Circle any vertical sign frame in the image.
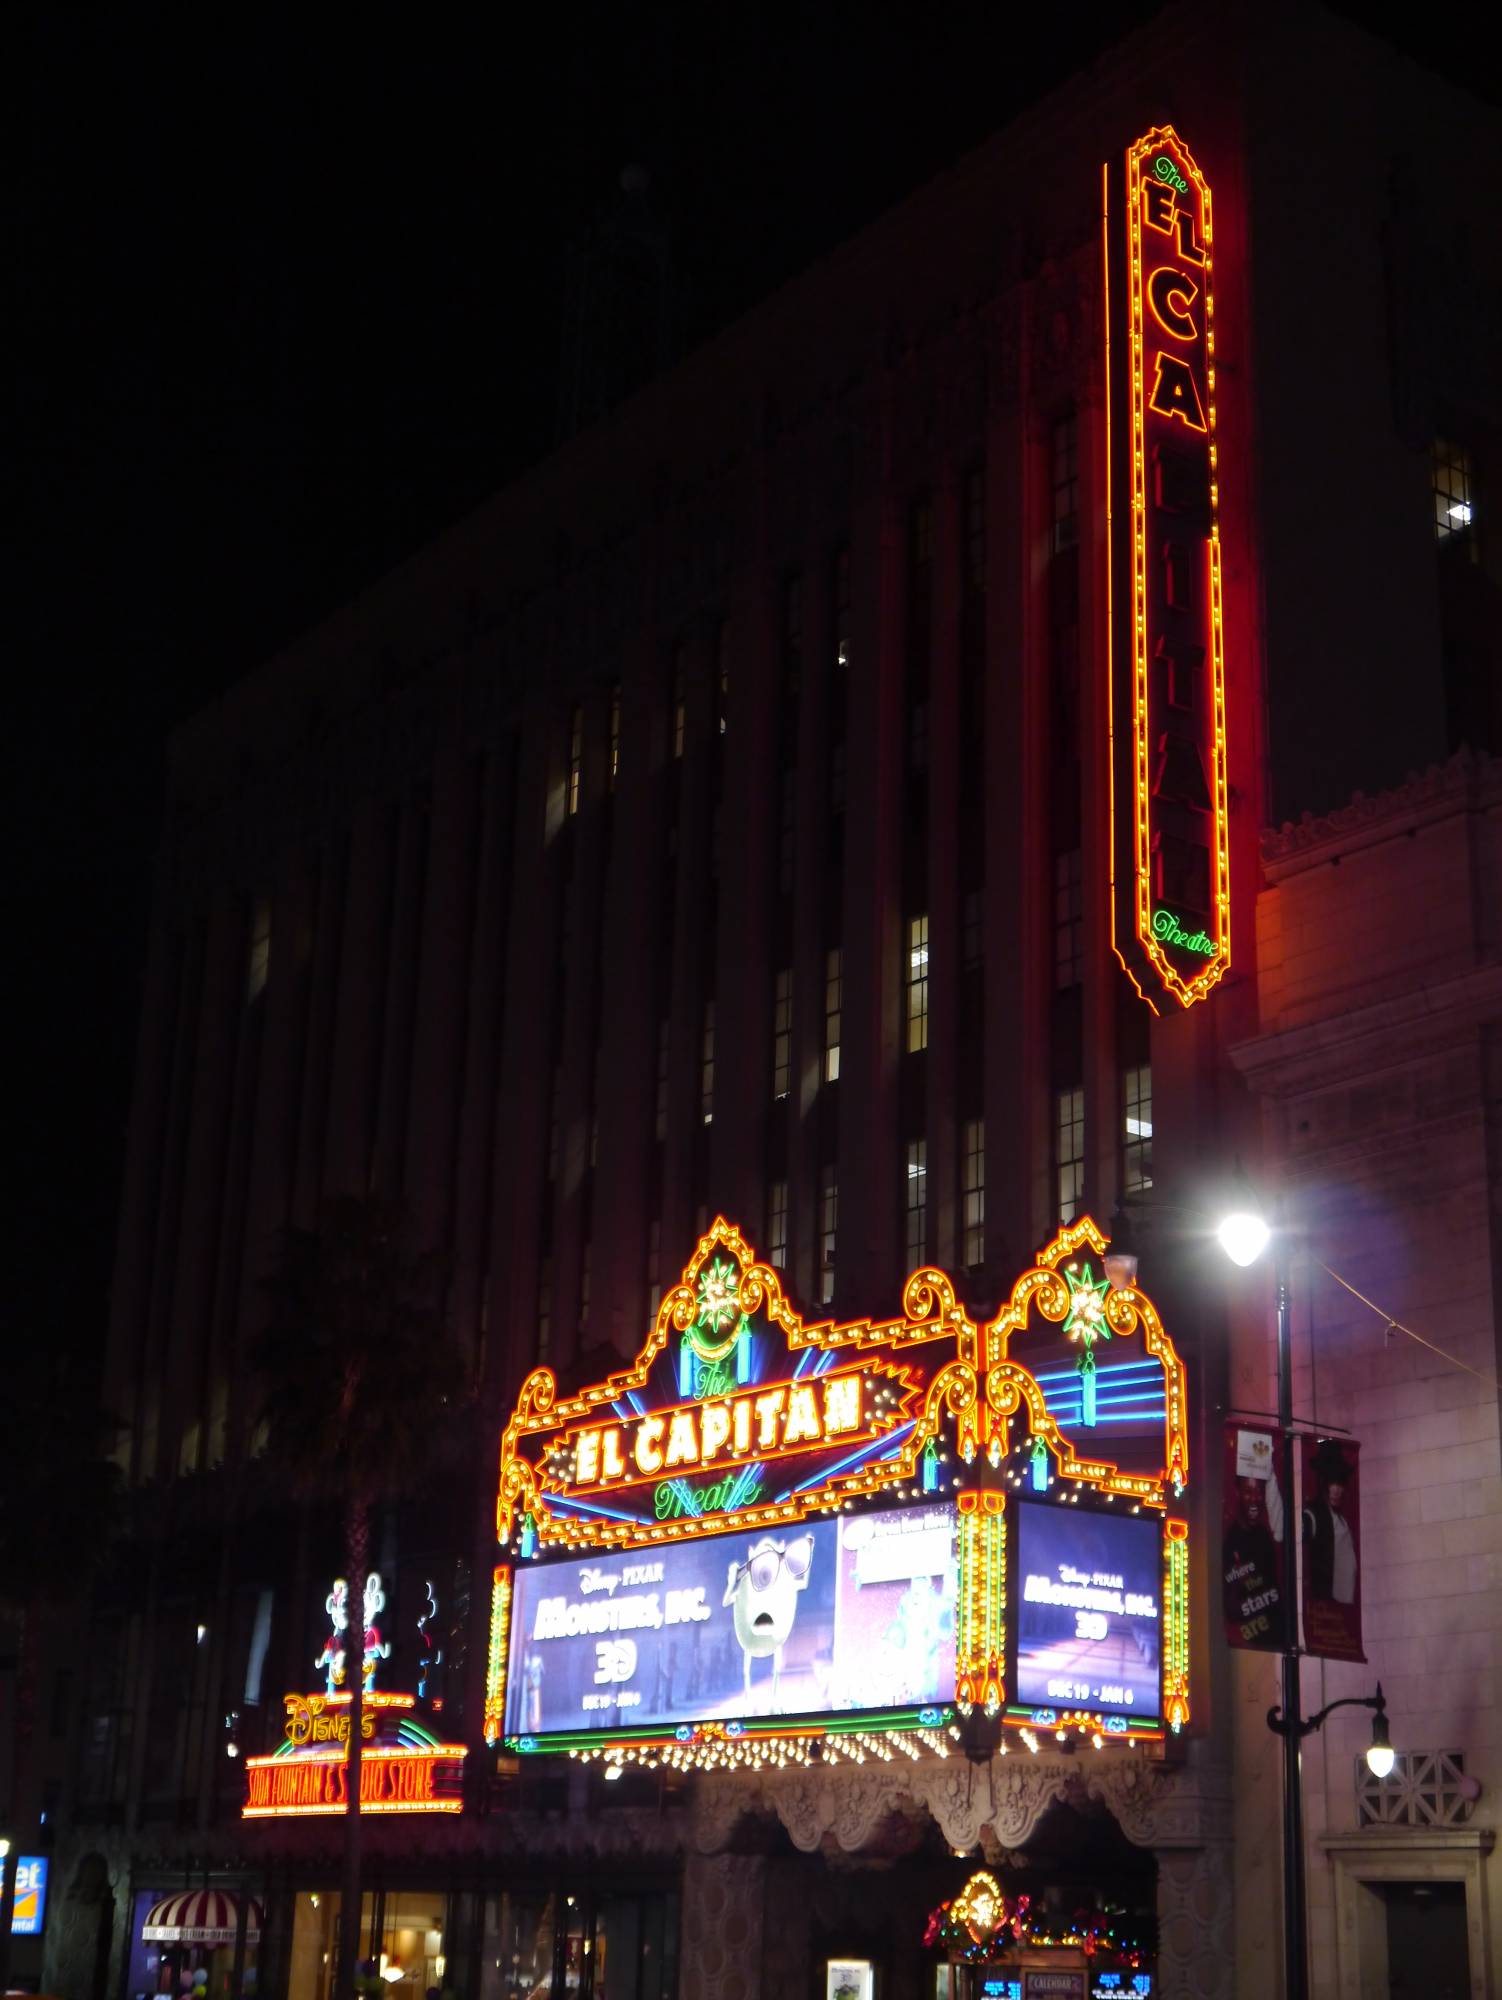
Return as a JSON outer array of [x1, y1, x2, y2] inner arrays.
[[1107, 126, 1231, 1010]]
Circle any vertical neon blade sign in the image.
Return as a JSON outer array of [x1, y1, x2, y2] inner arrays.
[[1108, 127, 1231, 1009]]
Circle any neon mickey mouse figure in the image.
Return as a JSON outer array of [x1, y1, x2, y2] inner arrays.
[[723, 1532, 813, 1714]]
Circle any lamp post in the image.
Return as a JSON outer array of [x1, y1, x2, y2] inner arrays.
[[1213, 1206, 1392, 2000]]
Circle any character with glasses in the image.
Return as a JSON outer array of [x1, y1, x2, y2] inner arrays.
[[723, 1532, 814, 1713]]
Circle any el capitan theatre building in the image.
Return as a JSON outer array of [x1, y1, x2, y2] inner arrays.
[[58, 10, 1502, 2000]]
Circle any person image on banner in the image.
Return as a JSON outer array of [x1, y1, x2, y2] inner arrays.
[[1222, 1467, 1284, 1650], [1301, 1436, 1365, 1662]]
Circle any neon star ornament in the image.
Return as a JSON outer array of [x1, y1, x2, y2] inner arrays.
[[1061, 1260, 1113, 1427]]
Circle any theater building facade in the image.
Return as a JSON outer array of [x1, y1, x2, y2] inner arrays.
[[27, 6, 1500, 2000]]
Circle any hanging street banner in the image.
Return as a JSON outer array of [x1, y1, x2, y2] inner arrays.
[[1300, 1435, 1365, 1663], [1221, 1423, 1285, 1652]]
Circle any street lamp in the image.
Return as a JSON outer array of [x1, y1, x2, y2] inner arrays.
[[1214, 1199, 1393, 2000]]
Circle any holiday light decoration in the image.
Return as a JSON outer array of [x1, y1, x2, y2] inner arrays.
[[488, 1216, 1191, 1762], [1106, 124, 1232, 1011], [242, 1689, 467, 1818]]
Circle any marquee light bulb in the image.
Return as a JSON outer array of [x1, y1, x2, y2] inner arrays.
[[1216, 1212, 1270, 1268]]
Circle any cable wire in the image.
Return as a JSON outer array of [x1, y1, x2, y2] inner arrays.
[[1315, 1261, 1499, 1392]]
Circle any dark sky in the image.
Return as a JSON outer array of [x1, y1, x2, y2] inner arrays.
[[8, 2, 1491, 1361]]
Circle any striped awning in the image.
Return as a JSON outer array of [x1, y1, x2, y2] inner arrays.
[[142, 1889, 263, 1946]]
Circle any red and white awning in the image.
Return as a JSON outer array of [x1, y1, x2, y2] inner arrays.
[[142, 1889, 263, 1946]]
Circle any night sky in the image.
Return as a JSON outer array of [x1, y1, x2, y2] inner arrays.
[[10, 3, 1490, 1366]]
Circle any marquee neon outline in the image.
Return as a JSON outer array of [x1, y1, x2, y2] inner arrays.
[[487, 1217, 1191, 1754]]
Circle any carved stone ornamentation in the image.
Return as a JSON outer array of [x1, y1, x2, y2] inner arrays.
[[679, 1852, 767, 2000]]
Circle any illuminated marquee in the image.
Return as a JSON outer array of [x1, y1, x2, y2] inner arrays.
[[487, 1217, 1192, 1762], [1107, 125, 1231, 1010], [242, 1689, 466, 1819]]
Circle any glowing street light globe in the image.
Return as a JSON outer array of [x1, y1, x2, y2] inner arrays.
[[1217, 1211, 1270, 1268]]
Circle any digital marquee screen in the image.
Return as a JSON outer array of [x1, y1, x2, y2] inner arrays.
[[1011, 1501, 1161, 1721], [505, 1502, 956, 1739]]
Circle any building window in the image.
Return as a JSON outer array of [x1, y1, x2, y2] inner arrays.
[[823, 948, 842, 1083], [701, 1000, 716, 1124], [964, 466, 986, 594], [1055, 1087, 1086, 1223], [579, 1241, 591, 1327], [783, 575, 804, 697], [1054, 849, 1083, 989], [646, 1218, 662, 1320], [909, 699, 929, 773], [771, 969, 793, 1100], [246, 897, 271, 1001], [567, 706, 583, 816], [819, 1168, 838, 1304], [905, 1139, 928, 1265], [1432, 439, 1475, 546], [608, 683, 621, 790], [537, 1255, 553, 1361], [767, 1181, 789, 1269], [672, 647, 687, 759], [1052, 412, 1079, 553], [547, 1062, 563, 1181], [1122, 1064, 1153, 1194], [962, 887, 983, 973], [654, 1018, 670, 1141], [778, 769, 797, 893], [906, 914, 930, 1053], [834, 546, 851, 671], [962, 1119, 985, 1268]]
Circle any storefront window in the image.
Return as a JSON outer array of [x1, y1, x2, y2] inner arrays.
[[288, 1890, 447, 2000], [478, 1888, 677, 2000], [127, 1884, 262, 2000]]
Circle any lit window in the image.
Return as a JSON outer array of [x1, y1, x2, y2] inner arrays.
[[905, 1139, 928, 1265], [962, 1119, 985, 1268], [646, 1218, 662, 1320], [819, 1167, 838, 1304], [537, 1255, 553, 1361], [672, 647, 687, 759], [1054, 849, 1083, 989], [767, 1181, 789, 1269], [1433, 439, 1474, 546], [906, 915, 930, 1053], [567, 706, 583, 816], [778, 769, 797, 894], [608, 684, 621, 790], [701, 1000, 716, 1124], [654, 1018, 670, 1141], [1122, 1064, 1153, 1195], [246, 898, 271, 1002], [1052, 412, 1079, 553], [962, 887, 983, 974], [579, 1241, 591, 1326], [823, 948, 842, 1083], [834, 547, 851, 671], [771, 969, 793, 1101], [1055, 1087, 1086, 1223]]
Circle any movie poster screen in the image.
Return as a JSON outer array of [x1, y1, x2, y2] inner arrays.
[[1011, 1501, 1161, 1722], [505, 1502, 956, 1738]]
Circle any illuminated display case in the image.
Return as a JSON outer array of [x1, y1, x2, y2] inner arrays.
[[487, 1216, 1190, 1770]]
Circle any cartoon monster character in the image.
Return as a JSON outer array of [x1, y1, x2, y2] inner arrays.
[[723, 1532, 813, 1713], [361, 1571, 392, 1690], [315, 1577, 349, 1694]]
